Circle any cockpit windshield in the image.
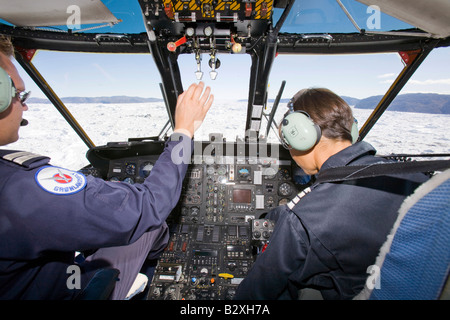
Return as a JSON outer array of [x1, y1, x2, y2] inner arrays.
[[0, 0, 417, 35], [10, 44, 449, 172], [273, 0, 414, 34], [2, 0, 449, 171]]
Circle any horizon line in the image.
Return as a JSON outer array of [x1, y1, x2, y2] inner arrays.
[[27, 91, 450, 102]]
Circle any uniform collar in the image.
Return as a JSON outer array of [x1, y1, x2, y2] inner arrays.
[[319, 141, 377, 171]]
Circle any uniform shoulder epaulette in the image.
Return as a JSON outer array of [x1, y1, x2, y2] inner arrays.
[[0, 150, 50, 169]]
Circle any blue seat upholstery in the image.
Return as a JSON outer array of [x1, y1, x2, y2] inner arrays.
[[356, 169, 450, 300]]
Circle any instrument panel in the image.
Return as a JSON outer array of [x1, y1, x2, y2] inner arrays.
[[140, 0, 275, 23], [108, 157, 157, 184], [138, 0, 276, 46], [83, 139, 306, 300]]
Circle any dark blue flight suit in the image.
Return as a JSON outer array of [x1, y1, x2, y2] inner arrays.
[[0, 133, 192, 299], [235, 141, 428, 300]]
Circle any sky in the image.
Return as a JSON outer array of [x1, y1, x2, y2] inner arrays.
[[16, 45, 450, 103]]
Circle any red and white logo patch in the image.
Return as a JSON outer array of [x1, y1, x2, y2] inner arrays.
[[35, 166, 86, 195]]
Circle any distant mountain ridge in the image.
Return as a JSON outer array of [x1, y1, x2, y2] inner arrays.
[[353, 93, 450, 114], [28, 96, 164, 104], [29, 93, 450, 114], [268, 93, 450, 114]]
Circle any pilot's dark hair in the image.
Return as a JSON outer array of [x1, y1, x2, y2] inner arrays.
[[290, 88, 354, 142]]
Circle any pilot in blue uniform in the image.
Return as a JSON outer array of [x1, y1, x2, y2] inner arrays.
[[235, 88, 428, 300], [0, 39, 214, 300]]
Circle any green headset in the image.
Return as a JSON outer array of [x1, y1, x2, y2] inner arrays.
[[280, 100, 359, 151], [0, 66, 15, 113]]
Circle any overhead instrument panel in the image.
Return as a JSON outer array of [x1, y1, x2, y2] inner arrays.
[[157, 0, 274, 22], [139, 0, 275, 80], [141, 0, 274, 23], [139, 0, 275, 50]]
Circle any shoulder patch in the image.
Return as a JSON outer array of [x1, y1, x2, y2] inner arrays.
[[35, 166, 87, 195]]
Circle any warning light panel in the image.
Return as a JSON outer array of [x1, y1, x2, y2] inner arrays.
[[143, 0, 274, 22]]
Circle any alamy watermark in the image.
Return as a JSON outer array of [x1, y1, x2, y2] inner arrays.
[[366, 5, 381, 30], [66, 265, 81, 290], [365, 265, 381, 290], [65, 3, 383, 31], [67, 5, 81, 30], [170, 124, 280, 172]]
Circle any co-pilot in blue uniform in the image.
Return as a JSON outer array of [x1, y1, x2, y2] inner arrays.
[[0, 133, 192, 299], [235, 141, 428, 300]]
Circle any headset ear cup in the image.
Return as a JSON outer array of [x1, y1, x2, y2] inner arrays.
[[281, 112, 321, 151], [351, 119, 359, 144], [0, 67, 14, 113]]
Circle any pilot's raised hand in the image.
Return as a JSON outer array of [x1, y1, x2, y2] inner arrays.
[[174, 81, 214, 138]]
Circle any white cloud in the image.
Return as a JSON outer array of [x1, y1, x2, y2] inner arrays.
[[377, 73, 397, 79], [408, 78, 450, 85]]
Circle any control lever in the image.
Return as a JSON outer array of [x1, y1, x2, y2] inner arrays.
[[209, 53, 218, 80], [208, 40, 220, 80], [167, 36, 187, 52], [195, 50, 203, 80]]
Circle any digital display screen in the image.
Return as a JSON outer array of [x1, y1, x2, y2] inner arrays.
[[193, 250, 218, 257], [227, 245, 243, 252], [233, 189, 252, 203]]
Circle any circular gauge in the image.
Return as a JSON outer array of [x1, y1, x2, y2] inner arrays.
[[263, 167, 277, 179], [278, 182, 293, 197], [125, 163, 136, 175], [190, 206, 200, 216], [218, 176, 227, 184], [123, 177, 135, 185], [279, 168, 291, 180], [186, 27, 195, 37], [238, 167, 250, 179], [217, 165, 227, 175], [109, 176, 120, 182], [204, 156, 215, 165], [206, 166, 215, 175], [139, 162, 154, 178], [203, 25, 213, 37], [191, 195, 201, 204]]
